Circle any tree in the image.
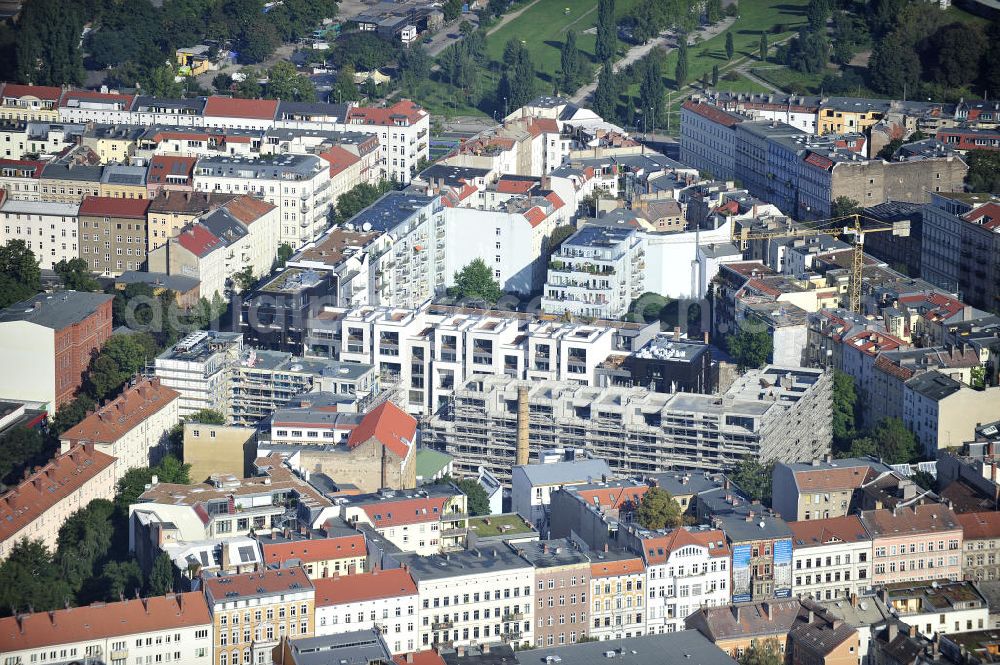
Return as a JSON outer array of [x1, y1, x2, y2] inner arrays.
[[148, 552, 175, 596], [706, 0, 722, 24], [846, 436, 876, 458], [498, 39, 535, 113], [806, 0, 830, 31], [213, 72, 234, 93], [443, 0, 463, 21], [0, 239, 40, 308], [451, 259, 503, 303], [759, 32, 768, 61], [636, 486, 683, 530], [85, 334, 157, 401], [868, 31, 921, 97], [0, 539, 73, 615], [54, 499, 116, 599], [102, 559, 144, 601], [237, 18, 280, 64], [233, 265, 256, 293], [560, 30, 582, 93], [870, 417, 918, 464], [729, 458, 774, 504], [596, 0, 618, 63], [965, 150, 1000, 194], [876, 138, 904, 162], [333, 64, 359, 103], [593, 60, 619, 121], [265, 61, 316, 102], [832, 371, 858, 452], [784, 29, 828, 74], [399, 43, 432, 91], [711, 64, 719, 87], [235, 70, 261, 99], [923, 23, 986, 88], [275, 243, 294, 270], [831, 11, 868, 65], [675, 39, 689, 89], [115, 456, 192, 510], [725, 32, 734, 60], [831, 196, 862, 218], [639, 49, 665, 126], [911, 470, 936, 492], [186, 409, 225, 425], [0, 426, 53, 487], [143, 65, 185, 98], [740, 639, 784, 665], [51, 394, 96, 436], [456, 478, 490, 516], [14, 0, 84, 86], [335, 180, 397, 222], [54, 258, 101, 292], [727, 327, 771, 371]]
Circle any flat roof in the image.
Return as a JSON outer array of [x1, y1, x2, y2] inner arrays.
[[397, 547, 531, 581], [529, 630, 738, 665]]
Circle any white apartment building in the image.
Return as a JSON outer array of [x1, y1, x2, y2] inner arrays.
[[442, 191, 568, 295], [401, 547, 535, 650], [637, 528, 731, 635], [314, 568, 419, 654], [511, 458, 615, 532], [0, 444, 116, 560], [0, 593, 214, 665], [0, 199, 79, 269], [192, 154, 332, 246], [883, 581, 990, 636], [0, 158, 43, 201], [339, 488, 468, 555], [153, 331, 244, 419], [542, 223, 645, 320], [58, 89, 136, 125], [60, 377, 181, 483], [789, 516, 874, 602]]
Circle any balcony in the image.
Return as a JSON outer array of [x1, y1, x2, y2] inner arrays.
[[502, 612, 524, 622], [432, 620, 454, 630]]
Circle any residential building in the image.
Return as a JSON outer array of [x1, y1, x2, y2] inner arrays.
[[530, 631, 741, 665], [772, 458, 895, 522], [203, 566, 316, 665], [0, 444, 116, 560], [0, 157, 44, 200], [338, 486, 468, 555], [37, 160, 103, 204], [0, 83, 64, 122], [511, 456, 614, 533], [542, 223, 645, 320], [425, 366, 832, 482], [0, 593, 213, 665], [398, 546, 534, 650], [313, 568, 419, 654], [60, 377, 181, 483], [717, 510, 794, 603], [634, 527, 732, 635], [183, 423, 257, 483], [589, 550, 646, 641], [647, 471, 727, 518], [882, 581, 989, 636], [548, 479, 650, 552], [258, 527, 367, 579], [278, 629, 395, 665], [859, 505, 963, 585], [955, 512, 1000, 581], [516, 538, 592, 647], [788, 516, 873, 602], [679, 100, 744, 181], [902, 370, 1000, 457], [192, 154, 332, 246], [77, 195, 150, 275], [600, 335, 716, 395], [0, 290, 113, 411], [128, 455, 331, 574], [0, 199, 79, 269], [153, 331, 244, 419], [99, 163, 148, 199], [146, 190, 236, 251]]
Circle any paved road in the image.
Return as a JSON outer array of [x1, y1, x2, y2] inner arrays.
[[569, 17, 736, 104]]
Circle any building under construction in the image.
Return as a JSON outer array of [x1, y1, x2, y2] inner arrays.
[[422, 365, 833, 482]]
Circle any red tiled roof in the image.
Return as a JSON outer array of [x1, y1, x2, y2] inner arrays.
[[261, 534, 366, 566], [204, 566, 314, 603], [681, 100, 743, 128], [348, 100, 425, 126], [793, 466, 875, 493], [0, 444, 115, 542], [898, 292, 966, 321], [591, 556, 644, 577], [347, 402, 416, 460], [575, 485, 649, 511], [203, 96, 279, 120], [804, 152, 835, 171], [496, 177, 538, 194], [0, 593, 210, 652], [78, 196, 150, 219], [859, 504, 962, 538], [874, 354, 916, 382], [222, 194, 275, 224], [1, 83, 63, 101], [544, 192, 565, 209], [524, 207, 547, 227], [147, 155, 196, 185], [788, 515, 871, 548], [319, 145, 361, 177], [964, 202, 1000, 231], [0, 158, 46, 178], [177, 223, 224, 257], [61, 378, 180, 445], [394, 652, 447, 665], [314, 568, 417, 606], [527, 117, 560, 136], [642, 528, 730, 565], [361, 496, 449, 528], [61, 90, 134, 108], [956, 512, 1000, 540]]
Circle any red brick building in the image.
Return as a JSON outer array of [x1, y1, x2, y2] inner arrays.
[[0, 291, 114, 411]]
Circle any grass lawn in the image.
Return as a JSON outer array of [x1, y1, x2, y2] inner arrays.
[[468, 514, 534, 537], [940, 4, 992, 27], [749, 64, 828, 92]]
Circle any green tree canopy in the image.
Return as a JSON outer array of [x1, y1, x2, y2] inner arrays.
[[14, 0, 85, 86], [727, 327, 772, 371], [51, 394, 96, 436], [675, 39, 689, 90], [965, 151, 1000, 194], [596, 0, 618, 63], [451, 259, 504, 303], [759, 32, 768, 61], [725, 31, 734, 60], [186, 409, 226, 425], [832, 370, 858, 452], [832, 196, 862, 218], [870, 417, 918, 464], [148, 551, 176, 596], [0, 426, 55, 487], [335, 180, 398, 222], [0, 539, 73, 615], [456, 478, 491, 516], [115, 455, 192, 511], [593, 60, 619, 121], [636, 486, 684, 530], [102, 559, 145, 601], [740, 639, 784, 665], [0, 239, 41, 308], [265, 61, 317, 102], [54, 258, 101, 292], [729, 458, 774, 504], [560, 30, 583, 93]]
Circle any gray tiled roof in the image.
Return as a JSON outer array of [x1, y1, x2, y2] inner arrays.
[[0, 291, 112, 330], [530, 631, 738, 665], [515, 459, 613, 487]]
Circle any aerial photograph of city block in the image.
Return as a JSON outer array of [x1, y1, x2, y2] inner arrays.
[[0, 0, 998, 662]]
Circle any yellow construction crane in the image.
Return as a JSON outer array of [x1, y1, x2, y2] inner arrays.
[[731, 213, 910, 313]]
